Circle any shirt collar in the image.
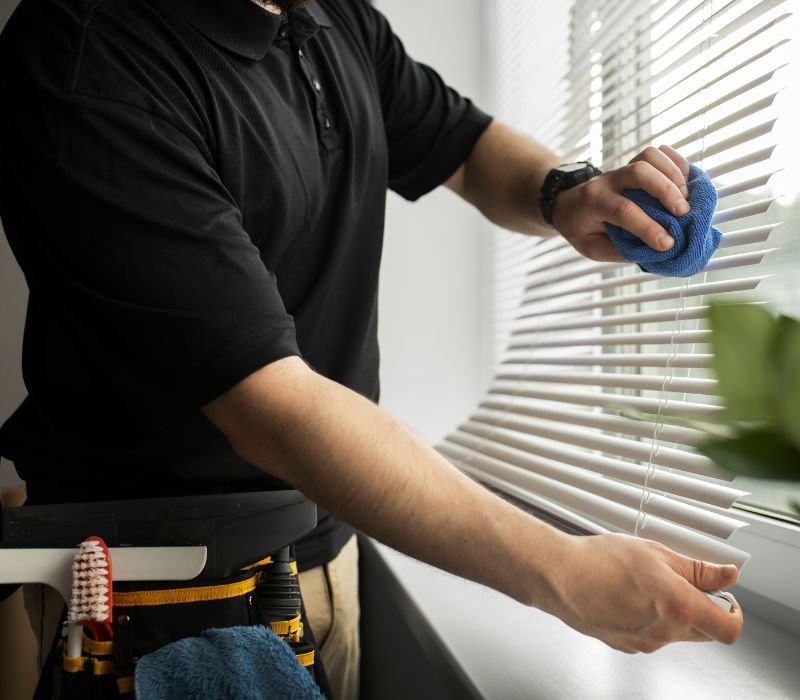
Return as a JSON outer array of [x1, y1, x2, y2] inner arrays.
[[170, 0, 331, 62], [305, 2, 332, 28]]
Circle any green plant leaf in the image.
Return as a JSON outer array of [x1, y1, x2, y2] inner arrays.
[[709, 303, 777, 422], [773, 314, 800, 451], [697, 427, 800, 480]]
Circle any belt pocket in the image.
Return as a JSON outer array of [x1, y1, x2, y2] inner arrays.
[[51, 553, 324, 698]]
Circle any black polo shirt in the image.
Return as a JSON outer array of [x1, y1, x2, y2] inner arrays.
[[0, 0, 491, 569]]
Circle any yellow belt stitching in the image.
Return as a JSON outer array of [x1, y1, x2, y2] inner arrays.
[[114, 575, 258, 607], [63, 655, 115, 675], [240, 555, 274, 571], [105, 557, 304, 676], [269, 614, 301, 636], [247, 560, 298, 577], [117, 676, 135, 694], [295, 650, 315, 667], [83, 636, 114, 655], [113, 551, 290, 607]]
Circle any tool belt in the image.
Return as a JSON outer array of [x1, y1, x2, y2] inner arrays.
[[2, 491, 323, 698], [37, 546, 330, 699]]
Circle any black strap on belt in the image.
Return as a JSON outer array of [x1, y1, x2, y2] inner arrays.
[[0, 490, 317, 579]]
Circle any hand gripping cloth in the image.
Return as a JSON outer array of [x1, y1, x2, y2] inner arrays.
[[605, 164, 722, 277], [134, 625, 324, 700]]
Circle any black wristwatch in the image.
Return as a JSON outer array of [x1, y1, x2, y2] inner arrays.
[[539, 161, 602, 226]]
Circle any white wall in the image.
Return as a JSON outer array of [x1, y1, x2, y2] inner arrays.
[[375, 0, 492, 444]]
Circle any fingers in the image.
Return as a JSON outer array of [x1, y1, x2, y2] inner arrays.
[[614, 159, 690, 218], [686, 628, 713, 643], [562, 536, 744, 654], [573, 231, 624, 262], [668, 550, 739, 591], [626, 587, 741, 653], [556, 144, 692, 260], [659, 551, 743, 644], [631, 145, 690, 199], [609, 625, 711, 655], [607, 145, 690, 252], [658, 144, 690, 184], [684, 586, 744, 645], [602, 191, 675, 252], [693, 560, 739, 591]]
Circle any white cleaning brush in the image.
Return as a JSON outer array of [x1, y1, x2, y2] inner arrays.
[[66, 536, 113, 658]]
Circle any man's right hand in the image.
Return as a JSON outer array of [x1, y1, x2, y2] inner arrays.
[[203, 357, 743, 655], [539, 532, 743, 652]]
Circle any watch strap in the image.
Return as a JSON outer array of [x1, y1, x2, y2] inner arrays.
[[539, 162, 602, 226]]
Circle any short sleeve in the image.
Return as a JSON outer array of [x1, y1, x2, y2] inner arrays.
[[10, 94, 301, 416], [364, 4, 493, 201]]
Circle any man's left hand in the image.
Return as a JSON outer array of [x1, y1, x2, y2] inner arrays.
[[553, 145, 691, 262]]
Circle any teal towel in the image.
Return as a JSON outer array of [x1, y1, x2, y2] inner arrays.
[[134, 625, 324, 700], [606, 164, 722, 277]]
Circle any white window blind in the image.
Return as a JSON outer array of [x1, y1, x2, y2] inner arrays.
[[438, 0, 797, 568]]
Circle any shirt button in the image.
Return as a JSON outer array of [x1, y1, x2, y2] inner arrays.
[[312, 79, 322, 92]]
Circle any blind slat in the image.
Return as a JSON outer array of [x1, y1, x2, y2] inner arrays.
[[500, 352, 711, 369], [514, 304, 713, 333], [705, 144, 777, 178], [603, 89, 783, 163], [495, 370, 718, 395], [488, 382, 719, 415], [458, 422, 745, 505], [517, 277, 766, 320], [564, 12, 789, 150], [471, 409, 723, 476], [479, 0, 786, 563], [442, 438, 746, 538], [518, 224, 777, 295], [602, 38, 790, 147], [509, 329, 711, 348], [522, 250, 773, 305], [448, 452, 750, 568], [685, 119, 777, 162], [598, 0, 788, 114], [479, 398, 706, 445]]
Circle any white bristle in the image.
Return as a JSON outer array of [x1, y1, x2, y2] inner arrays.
[[69, 539, 111, 624]]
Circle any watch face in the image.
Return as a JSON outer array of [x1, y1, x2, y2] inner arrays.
[[559, 162, 589, 173]]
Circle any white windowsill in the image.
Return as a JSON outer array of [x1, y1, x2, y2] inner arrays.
[[365, 540, 800, 699]]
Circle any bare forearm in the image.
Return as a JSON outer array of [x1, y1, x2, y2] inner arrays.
[[204, 356, 743, 650], [447, 120, 561, 236], [203, 356, 565, 608], [450, 127, 697, 263]]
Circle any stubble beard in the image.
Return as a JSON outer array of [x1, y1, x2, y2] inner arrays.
[[253, 0, 309, 12]]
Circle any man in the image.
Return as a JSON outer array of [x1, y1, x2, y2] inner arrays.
[[0, 0, 742, 697]]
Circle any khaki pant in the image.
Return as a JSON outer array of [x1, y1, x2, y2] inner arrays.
[[298, 535, 361, 700], [25, 535, 361, 700]]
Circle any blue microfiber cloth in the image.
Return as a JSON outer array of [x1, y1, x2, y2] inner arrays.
[[134, 625, 324, 700], [605, 163, 722, 277]]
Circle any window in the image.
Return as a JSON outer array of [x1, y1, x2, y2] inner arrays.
[[440, 0, 800, 610]]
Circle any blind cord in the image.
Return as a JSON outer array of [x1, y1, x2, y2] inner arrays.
[[635, 0, 713, 538]]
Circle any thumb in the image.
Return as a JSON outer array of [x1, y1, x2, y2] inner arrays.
[[688, 558, 739, 590]]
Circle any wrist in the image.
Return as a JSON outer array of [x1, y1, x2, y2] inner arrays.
[[539, 162, 602, 230], [504, 516, 575, 610]]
